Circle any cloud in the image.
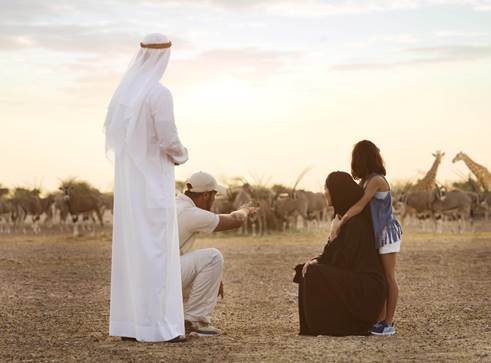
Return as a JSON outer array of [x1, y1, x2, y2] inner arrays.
[[472, 2, 491, 11], [435, 30, 490, 38], [56, 47, 297, 102], [167, 47, 298, 84], [0, 0, 489, 58], [409, 45, 491, 60], [0, 23, 192, 55], [176, 0, 491, 15], [331, 62, 395, 71], [330, 44, 491, 71], [382, 34, 420, 44], [3, 0, 491, 26], [0, 0, 58, 21], [0, 0, 194, 56]]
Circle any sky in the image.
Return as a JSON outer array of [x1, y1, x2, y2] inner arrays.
[[1, 0, 490, 193]]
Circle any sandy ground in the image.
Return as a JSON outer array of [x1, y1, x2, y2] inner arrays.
[[1, 229, 490, 362]]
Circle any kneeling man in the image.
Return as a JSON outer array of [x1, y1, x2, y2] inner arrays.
[[177, 171, 253, 336]]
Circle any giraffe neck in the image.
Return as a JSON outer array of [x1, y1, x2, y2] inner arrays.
[[416, 158, 440, 191], [461, 154, 491, 190], [462, 155, 482, 176]]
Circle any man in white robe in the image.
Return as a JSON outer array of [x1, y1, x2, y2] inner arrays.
[[105, 33, 188, 342]]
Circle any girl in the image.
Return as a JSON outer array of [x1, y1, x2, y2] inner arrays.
[[330, 140, 402, 336]]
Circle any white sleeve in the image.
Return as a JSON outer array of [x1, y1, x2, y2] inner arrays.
[[151, 87, 188, 165], [186, 208, 220, 234]]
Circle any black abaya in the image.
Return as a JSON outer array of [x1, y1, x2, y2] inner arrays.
[[294, 213, 387, 336]]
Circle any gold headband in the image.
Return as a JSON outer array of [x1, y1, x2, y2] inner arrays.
[[140, 41, 172, 49]]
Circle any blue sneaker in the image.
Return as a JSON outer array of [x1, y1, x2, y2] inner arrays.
[[370, 321, 396, 336], [370, 321, 384, 329]]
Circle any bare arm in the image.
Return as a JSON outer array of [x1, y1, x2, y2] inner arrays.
[[339, 176, 386, 226], [214, 208, 250, 232]]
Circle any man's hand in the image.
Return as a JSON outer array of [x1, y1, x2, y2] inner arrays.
[[231, 205, 256, 222], [239, 202, 257, 215], [302, 259, 318, 278], [328, 214, 342, 241], [215, 204, 258, 232], [231, 209, 247, 222], [218, 281, 224, 299]]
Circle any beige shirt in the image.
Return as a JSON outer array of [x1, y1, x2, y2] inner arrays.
[[176, 193, 220, 255]]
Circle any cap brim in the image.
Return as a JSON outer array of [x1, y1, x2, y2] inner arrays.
[[214, 185, 227, 194]]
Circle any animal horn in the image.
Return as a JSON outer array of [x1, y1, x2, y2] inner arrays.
[[292, 166, 312, 194], [248, 171, 261, 186]]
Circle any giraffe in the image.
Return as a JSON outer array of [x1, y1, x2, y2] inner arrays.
[[412, 151, 445, 192], [398, 151, 445, 231], [452, 152, 491, 192]]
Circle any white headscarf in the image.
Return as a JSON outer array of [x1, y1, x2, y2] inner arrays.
[[104, 33, 171, 156]]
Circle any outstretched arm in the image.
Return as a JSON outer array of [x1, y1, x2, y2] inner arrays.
[[214, 207, 254, 232]]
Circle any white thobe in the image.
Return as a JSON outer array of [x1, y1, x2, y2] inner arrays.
[[109, 84, 188, 342]]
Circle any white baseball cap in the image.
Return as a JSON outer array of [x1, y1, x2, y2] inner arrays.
[[186, 171, 227, 194]]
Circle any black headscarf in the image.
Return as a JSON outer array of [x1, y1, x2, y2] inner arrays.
[[325, 171, 364, 216]]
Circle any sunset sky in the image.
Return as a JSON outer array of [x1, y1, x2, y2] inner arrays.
[[1, 0, 491, 192]]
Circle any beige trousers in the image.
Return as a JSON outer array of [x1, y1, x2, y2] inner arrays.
[[180, 248, 224, 323]]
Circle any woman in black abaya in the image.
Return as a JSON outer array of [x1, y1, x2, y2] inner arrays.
[[294, 171, 387, 336]]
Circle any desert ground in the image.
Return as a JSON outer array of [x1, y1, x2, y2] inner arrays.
[[1, 228, 490, 362]]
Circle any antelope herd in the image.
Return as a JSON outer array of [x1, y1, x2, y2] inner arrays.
[[0, 180, 113, 236], [0, 179, 330, 236], [0, 152, 490, 236]]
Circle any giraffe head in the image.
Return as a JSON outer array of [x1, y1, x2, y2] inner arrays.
[[452, 151, 465, 163], [432, 150, 445, 163]]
